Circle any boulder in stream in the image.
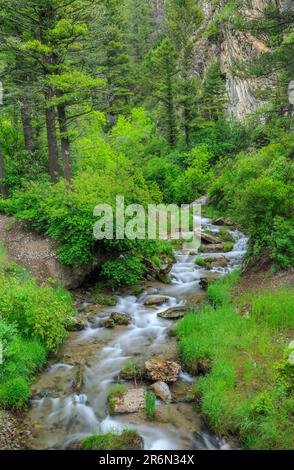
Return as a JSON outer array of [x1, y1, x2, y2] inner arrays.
[[67, 316, 87, 331], [150, 381, 172, 403], [200, 243, 228, 253], [101, 318, 115, 328], [194, 230, 221, 244], [157, 306, 190, 320], [145, 359, 181, 383], [109, 388, 145, 414], [196, 257, 229, 270], [199, 273, 220, 290], [110, 312, 131, 325], [144, 295, 170, 306]]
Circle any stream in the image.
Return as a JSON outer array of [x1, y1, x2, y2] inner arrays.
[[24, 217, 248, 450]]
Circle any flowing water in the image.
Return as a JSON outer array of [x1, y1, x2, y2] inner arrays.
[[25, 218, 248, 450]]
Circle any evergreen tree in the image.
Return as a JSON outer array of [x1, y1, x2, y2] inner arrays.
[[149, 38, 178, 147], [201, 62, 227, 122], [97, 0, 133, 124], [0, 0, 101, 183], [165, 0, 203, 146]]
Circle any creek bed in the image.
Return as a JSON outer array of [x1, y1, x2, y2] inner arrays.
[[24, 218, 248, 450]]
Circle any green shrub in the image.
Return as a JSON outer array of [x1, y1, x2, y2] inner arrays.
[[195, 257, 205, 266], [267, 216, 294, 268], [223, 242, 234, 252], [209, 137, 294, 267], [3, 337, 47, 378], [251, 391, 273, 416], [145, 391, 156, 420], [0, 318, 17, 359], [101, 256, 145, 286], [0, 376, 30, 411], [0, 274, 73, 351]]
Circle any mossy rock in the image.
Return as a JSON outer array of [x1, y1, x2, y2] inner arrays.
[[223, 242, 234, 252], [95, 290, 117, 306], [81, 430, 144, 450], [101, 318, 115, 328], [218, 229, 235, 243]]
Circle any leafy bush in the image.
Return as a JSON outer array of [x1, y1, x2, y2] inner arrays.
[[3, 337, 47, 378], [195, 257, 205, 266], [0, 274, 73, 351], [0, 318, 17, 359], [0, 377, 30, 411], [209, 136, 294, 266], [101, 256, 145, 286]]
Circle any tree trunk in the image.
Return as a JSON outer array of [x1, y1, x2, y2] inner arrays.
[[57, 103, 72, 183], [20, 95, 36, 155], [45, 87, 59, 183], [0, 147, 8, 199]]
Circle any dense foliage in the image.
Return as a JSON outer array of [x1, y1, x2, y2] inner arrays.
[[0, 244, 74, 410]]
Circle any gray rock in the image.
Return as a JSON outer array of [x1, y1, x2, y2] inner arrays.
[[110, 388, 145, 414], [144, 295, 170, 306], [150, 381, 172, 403], [158, 306, 189, 320]]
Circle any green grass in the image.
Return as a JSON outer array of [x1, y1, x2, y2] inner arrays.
[[107, 383, 128, 400], [107, 383, 128, 412], [145, 391, 156, 420], [207, 270, 240, 306], [81, 429, 142, 450], [177, 274, 294, 449], [120, 360, 143, 380]]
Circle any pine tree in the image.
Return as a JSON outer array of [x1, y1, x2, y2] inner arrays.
[[97, 0, 133, 124], [201, 62, 227, 122], [165, 0, 204, 146], [149, 38, 178, 147], [0, 0, 102, 183]]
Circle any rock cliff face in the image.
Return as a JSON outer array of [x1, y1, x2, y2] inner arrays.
[[150, 0, 292, 118], [194, 0, 274, 119]]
